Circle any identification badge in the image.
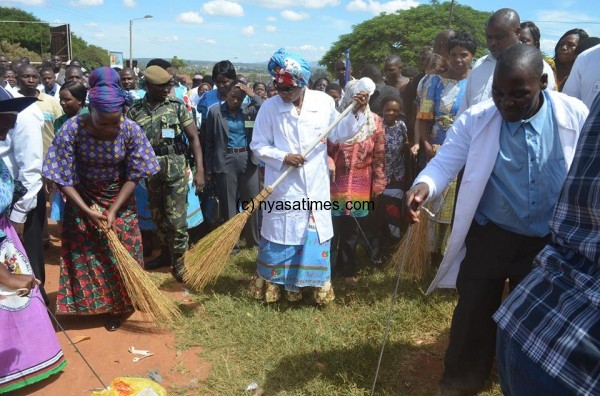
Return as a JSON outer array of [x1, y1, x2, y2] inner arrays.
[[161, 128, 175, 138], [244, 120, 254, 129]]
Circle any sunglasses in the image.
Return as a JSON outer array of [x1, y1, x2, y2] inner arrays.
[[275, 84, 296, 93]]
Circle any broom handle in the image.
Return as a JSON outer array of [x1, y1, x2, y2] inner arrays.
[[268, 101, 356, 191]]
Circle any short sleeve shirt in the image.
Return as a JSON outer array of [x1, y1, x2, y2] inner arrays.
[[127, 96, 193, 148]]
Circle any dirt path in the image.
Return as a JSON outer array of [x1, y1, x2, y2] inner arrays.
[[13, 221, 211, 396]]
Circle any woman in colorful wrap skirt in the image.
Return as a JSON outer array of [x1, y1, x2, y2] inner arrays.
[[43, 67, 160, 331]]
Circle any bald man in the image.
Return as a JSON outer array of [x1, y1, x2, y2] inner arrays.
[[458, 8, 556, 115], [405, 44, 588, 394]]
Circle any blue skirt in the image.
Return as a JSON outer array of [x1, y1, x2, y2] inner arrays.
[[50, 191, 66, 221], [256, 215, 331, 292]]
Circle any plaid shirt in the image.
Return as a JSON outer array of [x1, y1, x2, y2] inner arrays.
[[494, 94, 600, 395]]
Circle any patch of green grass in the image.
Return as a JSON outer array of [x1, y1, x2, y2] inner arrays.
[[165, 245, 502, 395]]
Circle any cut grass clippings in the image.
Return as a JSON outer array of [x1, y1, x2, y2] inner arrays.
[[166, 246, 503, 395]]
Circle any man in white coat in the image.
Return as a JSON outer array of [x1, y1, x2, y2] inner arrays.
[[405, 44, 588, 395], [458, 8, 556, 116]]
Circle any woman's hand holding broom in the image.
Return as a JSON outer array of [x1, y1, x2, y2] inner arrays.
[[404, 182, 430, 223], [351, 91, 369, 115], [284, 153, 305, 168], [103, 181, 137, 231], [87, 209, 109, 230]]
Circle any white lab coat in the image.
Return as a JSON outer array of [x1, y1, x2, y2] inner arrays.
[[250, 88, 364, 245], [414, 91, 588, 294], [563, 44, 600, 109]]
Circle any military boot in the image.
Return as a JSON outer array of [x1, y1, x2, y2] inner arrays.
[[172, 252, 185, 283], [144, 246, 171, 270]]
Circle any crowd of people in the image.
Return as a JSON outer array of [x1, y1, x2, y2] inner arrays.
[[0, 6, 598, 395]]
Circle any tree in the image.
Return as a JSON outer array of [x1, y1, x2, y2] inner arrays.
[[71, 35, 109, 69], [320, 2, 490, 74], [0, 6, 109, 68], [170, 56, 187, 72], [0, 7, 48, 56], [0, 40, 43, 63]]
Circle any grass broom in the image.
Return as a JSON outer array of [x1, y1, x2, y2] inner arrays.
[[184, 102, 357, 290], [92, 205, 183, 324], [387, 207, 431, 279]]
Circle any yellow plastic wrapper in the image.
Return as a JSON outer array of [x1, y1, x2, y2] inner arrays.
[[90, 377, 167, 396]]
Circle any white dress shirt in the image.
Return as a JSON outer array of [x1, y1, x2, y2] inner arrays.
[[458, 53, 557, 115], [0, 102, 44, 223], [250, 89, 365, 245], [563, 44, 600, 109]]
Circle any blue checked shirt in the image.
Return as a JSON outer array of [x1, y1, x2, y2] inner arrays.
[[494, 93, 600, 395]]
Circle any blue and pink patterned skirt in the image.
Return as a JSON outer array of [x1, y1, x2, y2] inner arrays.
[[256, 215, 331, 292]]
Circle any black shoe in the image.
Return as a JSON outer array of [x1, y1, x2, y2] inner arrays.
[[144, 248, 171, 270], [104, 317, 121, 331], [171, 253, 185, 283]]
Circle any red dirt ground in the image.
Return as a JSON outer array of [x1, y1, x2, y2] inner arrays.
[[12, 221, 211, 396]]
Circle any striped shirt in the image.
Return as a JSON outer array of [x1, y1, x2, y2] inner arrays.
[[494, 93, 600, 395]]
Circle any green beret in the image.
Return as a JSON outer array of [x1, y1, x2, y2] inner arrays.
[[143, 66, 172, 85]]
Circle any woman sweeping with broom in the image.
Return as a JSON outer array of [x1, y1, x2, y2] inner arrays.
[[248, 48, 370, 304], [43, 67, 160, 331]]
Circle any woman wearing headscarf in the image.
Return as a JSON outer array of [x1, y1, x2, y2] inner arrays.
[[0, 90, 66, 394], [328, 79, 386, 284], [249, 48, 369, 304], [43, 67, 160, 331]]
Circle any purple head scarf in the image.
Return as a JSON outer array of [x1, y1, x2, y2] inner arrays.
[[88, 67, 130, 112]]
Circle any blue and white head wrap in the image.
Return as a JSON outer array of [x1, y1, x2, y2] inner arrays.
[[267, 48, 311, 88]]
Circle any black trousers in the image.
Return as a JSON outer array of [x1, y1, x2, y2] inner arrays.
[[215, 152, 259, 247], [22, 189, 48, 304], [331, 215, 364, 278], [441, 221, 550, 392]]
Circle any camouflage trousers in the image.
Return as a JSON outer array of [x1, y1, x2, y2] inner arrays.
[[147, 153, 189, 255]]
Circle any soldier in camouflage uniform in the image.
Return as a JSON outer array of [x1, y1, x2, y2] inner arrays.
[[127, 66, 205, 281]]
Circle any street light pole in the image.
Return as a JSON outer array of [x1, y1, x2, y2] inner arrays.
[[129, 15, 152, 68]]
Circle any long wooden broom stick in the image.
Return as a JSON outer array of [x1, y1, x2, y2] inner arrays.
[[92, 205, 183, 324], [183, 102, 357, 290]]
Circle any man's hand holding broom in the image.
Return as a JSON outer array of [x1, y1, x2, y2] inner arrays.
[[404, 183, 430, 223]]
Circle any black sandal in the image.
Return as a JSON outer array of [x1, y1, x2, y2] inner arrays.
[[104, 317, 121, 332]]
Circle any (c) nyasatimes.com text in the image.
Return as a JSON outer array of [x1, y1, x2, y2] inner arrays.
[[238, 198, 375, 213]]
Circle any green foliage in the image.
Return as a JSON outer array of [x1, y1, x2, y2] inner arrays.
[[170, 56, 187, 72], [0, 40, 43, 62], [0, 6, 108, 68], [71, 34, 109, 69], [320, 2, 491, 74], [0, 7, 48, 57]]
